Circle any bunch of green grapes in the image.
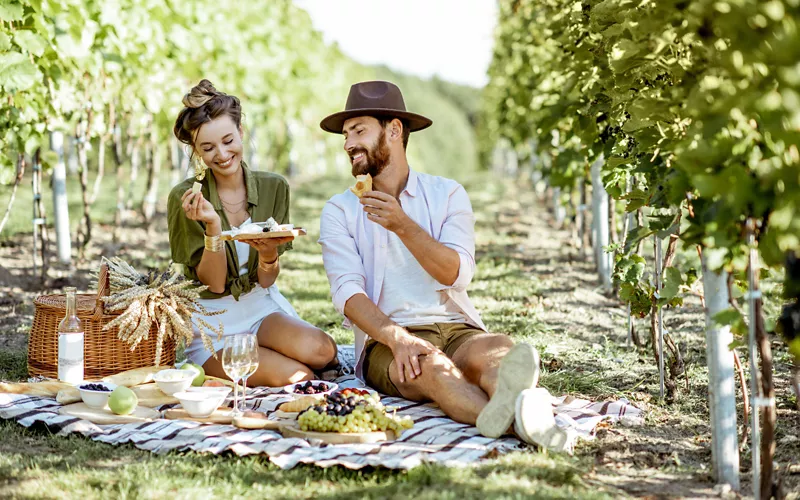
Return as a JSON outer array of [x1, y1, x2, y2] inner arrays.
[[298, 393, 413, 434]]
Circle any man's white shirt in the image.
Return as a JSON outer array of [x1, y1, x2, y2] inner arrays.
[[318, 168, 486, 378]]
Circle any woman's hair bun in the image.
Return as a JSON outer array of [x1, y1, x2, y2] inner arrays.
[[182, 79, 222, 109]]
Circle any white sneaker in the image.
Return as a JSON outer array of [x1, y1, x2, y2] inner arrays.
[[513, 388, 571, 453], [476, 343, 540, 438]]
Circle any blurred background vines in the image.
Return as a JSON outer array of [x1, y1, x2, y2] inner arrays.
[[0, 0, 480, 259], [480, 0, 799, 495]]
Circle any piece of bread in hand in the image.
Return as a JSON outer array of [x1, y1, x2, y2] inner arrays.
[[192, 182, 202, 194], [349, 174, 372, 198]]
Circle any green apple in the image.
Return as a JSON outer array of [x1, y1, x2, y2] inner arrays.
[[108, 386, 138, 415], [181, 362, 205, 386]]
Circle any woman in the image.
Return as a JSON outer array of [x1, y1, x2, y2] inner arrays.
[[167, 79, 337, 386]]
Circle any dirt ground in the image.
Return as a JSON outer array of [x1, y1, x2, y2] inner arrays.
[[0, 176, 798, 499]]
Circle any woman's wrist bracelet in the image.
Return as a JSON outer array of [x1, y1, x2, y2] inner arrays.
[[204, 234, 223, 252]]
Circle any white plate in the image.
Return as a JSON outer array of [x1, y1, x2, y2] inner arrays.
[[282, 380, 338, 399]]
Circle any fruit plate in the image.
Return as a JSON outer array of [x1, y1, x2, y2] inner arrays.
[[282, 380, 338, 399], [219, 228, 306, 241], [162, 407, 233, 424], [59, 402, 160, 425], [280, 423, 398, 444]]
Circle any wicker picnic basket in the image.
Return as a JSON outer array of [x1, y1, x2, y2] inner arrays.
[[28, 264, 177, 379]]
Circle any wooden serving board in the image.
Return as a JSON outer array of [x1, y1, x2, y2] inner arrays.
[[131, 383, 179, 408], [280, 423, 397, 444], [232, 415, 282, 430], [59, 402, 160, 425], [219, 228, 306, 241], [162, 407, 233, 424]]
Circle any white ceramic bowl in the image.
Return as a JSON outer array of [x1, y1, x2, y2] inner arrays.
[[173, 389, 231, 418], [153, 369, 195, 396], [186, 386, 232, 396], [78, 382, 118, 409], [282, 380, 338, 400]]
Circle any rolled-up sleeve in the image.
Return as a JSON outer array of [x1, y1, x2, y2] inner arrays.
[[318, 202, 368, 315], [437, 184, 476, 292]]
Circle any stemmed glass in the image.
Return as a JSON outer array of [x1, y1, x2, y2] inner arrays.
[[222, 334, 253, 417], [238, 335, 259, 412]]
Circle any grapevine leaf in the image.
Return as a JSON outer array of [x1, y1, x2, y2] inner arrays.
[[13, 31, 48, 57], [0, 53, 41, 92], [0, 2, 24, 22], [661, 267, 683, 300]]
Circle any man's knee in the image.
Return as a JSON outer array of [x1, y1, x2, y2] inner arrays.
[[461, 334, 514, 372], [391, 352, 459, 399]]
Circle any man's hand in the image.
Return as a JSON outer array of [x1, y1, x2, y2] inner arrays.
[[391, 330, 439, 383], [360, 191, 413, 234]]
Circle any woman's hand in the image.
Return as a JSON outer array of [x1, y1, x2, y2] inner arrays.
[[246, 236, 295, 263], [181, 188, 221, 231]]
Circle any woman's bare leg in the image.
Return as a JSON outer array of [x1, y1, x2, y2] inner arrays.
[[202, 346, 316, 387], [256, 312, 338, 370]]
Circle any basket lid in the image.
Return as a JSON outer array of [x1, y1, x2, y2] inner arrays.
[[35, 293, 97, 314]]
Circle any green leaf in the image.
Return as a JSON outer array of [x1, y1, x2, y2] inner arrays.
[[0, 2, 24, 21], [624, 225, 656, 254], [13, 31, 48, 57], [0, 53, 41, 92], [0, 32, 11, 51], [661, 267, 683, 300], [40, 151, 59, 171]]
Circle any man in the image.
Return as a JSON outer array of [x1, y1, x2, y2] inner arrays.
[[318, 81, 568, 450]]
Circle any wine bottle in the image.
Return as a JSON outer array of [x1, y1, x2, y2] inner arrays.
[[57, 287, 84, 384]]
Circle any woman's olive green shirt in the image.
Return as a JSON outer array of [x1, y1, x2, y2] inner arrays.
[[166, 164, 292, 300]]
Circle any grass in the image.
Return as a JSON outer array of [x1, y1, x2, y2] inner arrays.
[[0, 170, 746, 499]]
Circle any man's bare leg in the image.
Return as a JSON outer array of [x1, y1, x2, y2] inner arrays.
[[389, 352, 489, 425], [451, 333, 515, 397]]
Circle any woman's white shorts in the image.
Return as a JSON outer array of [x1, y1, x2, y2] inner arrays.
[[184, 284, 299, 367]]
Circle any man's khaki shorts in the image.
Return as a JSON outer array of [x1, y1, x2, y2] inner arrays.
[[363, 322, 485, 397]]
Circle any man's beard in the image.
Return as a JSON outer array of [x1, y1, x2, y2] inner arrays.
[[351, 129, 391, 178]]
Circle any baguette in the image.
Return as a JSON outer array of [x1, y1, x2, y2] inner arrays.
[[56, 387, 81, 405], [102, 365, 173, 387], [0, 381, 74, 397]]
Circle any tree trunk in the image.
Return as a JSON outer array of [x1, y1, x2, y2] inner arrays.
[[126, 139, 142, 214], [578, 178, 590, 259], [591, 155, 611, 290], [75, 126, 92, 256], [755, 286, 777, 500], [32, 149, 49, 279], [50, 131, 72, 265], [609, 195, 618, 245], [0, 154, 25, 235], [112, 123, 128, 243], [701, 258, 740, 489], [142, 138, 162, 225]]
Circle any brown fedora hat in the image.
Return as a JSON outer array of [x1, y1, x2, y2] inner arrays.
[[320, 81, 432, 134]]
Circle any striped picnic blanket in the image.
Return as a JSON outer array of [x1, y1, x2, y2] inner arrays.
[[0, 346, 643, 470]]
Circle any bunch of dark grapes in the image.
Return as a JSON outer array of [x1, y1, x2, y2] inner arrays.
[[292, 381, 330, 395], [299, 391, 367, 419], [79, 383, 111, 392]]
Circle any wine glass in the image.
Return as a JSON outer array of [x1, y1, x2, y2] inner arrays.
[[238, 335, 259, 412], [222, 334, 250, 417]]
